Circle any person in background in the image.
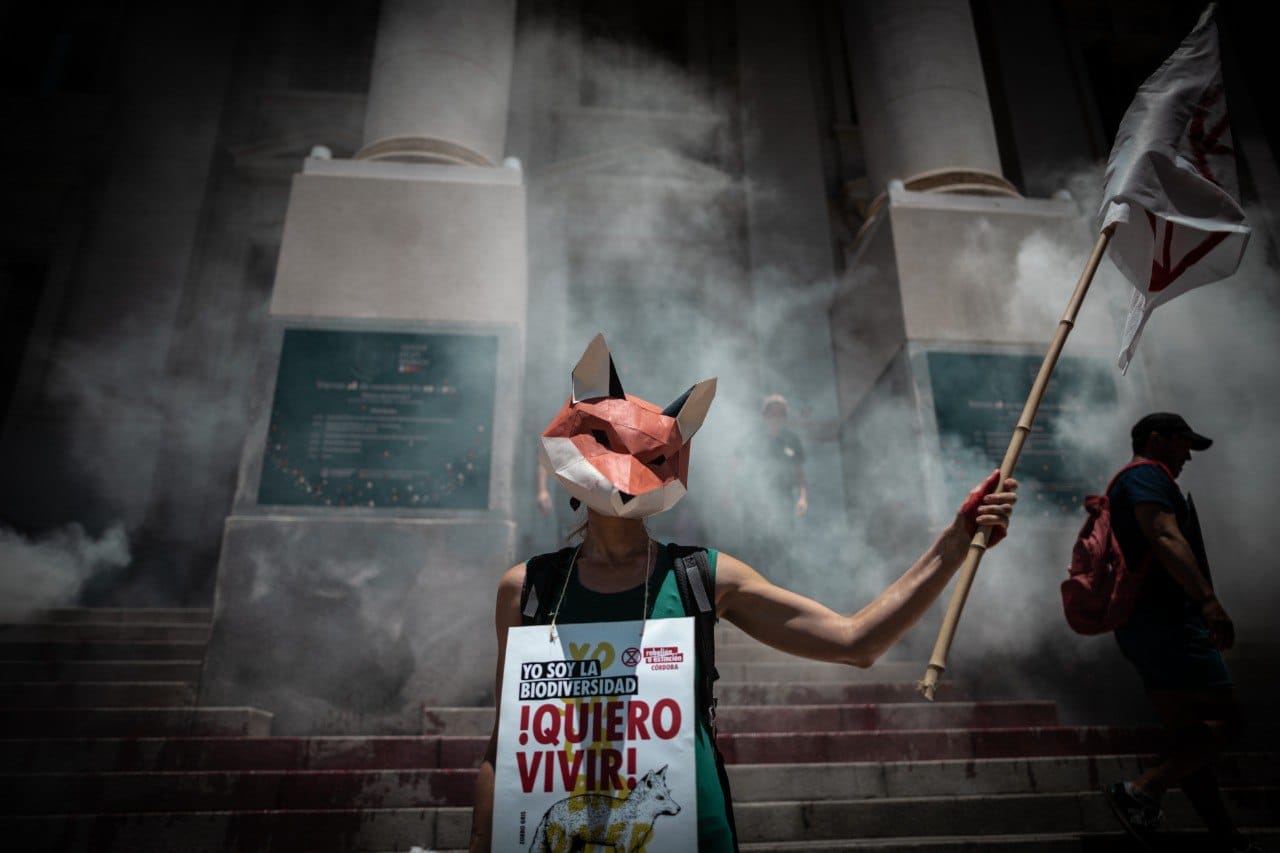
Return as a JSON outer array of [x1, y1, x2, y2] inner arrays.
[[731, 394, 807, 568], [758, 394, 808, 520], [1101, 412, 1258, 853]]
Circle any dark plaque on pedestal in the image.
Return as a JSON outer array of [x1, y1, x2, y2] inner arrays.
[[257, 329, 497, 509], [926, 350, 1116, 518]]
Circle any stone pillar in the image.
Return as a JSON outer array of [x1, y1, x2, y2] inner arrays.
[[833, 1, 1125, 669], [844, 0, 1012, 196], [358, 0, 516, 165], [202, 1, 526, 734]]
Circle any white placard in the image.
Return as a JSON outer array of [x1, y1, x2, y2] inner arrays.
[[494, 617, 697, 852]]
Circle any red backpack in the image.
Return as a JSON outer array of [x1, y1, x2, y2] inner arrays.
[[1060, 460, 1173, 635]]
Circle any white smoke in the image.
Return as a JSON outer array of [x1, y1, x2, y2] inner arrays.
[[0, 522, 131, 618], [482, 11, 1280, 729], [929, 185, 1280, 720]]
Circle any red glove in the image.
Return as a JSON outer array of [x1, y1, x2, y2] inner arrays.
[[960, 469, 1008, 548]]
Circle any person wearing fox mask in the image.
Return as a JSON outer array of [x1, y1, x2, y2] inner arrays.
[[470, 334, 1018, 852]]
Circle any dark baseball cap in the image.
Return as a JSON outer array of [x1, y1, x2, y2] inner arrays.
[[1130, 412, 1213, 451]]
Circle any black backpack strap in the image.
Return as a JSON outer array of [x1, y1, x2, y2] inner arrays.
[[670, 544, 739, 851], [670, 546, 719, 728], [520, 547, 576, 626], [711, 724, 740, 851]]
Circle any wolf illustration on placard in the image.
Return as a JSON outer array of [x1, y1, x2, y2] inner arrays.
[[528, 765, 681, 852]]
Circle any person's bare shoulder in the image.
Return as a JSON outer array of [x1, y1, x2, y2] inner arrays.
[[709, 551, 769, 610], [495, 563, 527, 626], [500, 562, 527, 590], [714, 551, 766, 582]]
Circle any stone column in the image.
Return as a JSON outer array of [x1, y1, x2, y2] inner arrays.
[[202, 0, 527, 734], [844, 0, 1012, 196], [358, 0, 516, 165], [833, 1, 1117, 669]]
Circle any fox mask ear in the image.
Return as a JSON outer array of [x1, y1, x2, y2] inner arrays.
[[571, 333, 625, 403], [662, 378, 717, 442]]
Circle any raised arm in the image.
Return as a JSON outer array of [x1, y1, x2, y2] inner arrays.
[[468, 563, 526, 853], [717, 475, 1017, 668]]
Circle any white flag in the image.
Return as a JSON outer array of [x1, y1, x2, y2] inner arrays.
[[1099, 3, 1250, 373]]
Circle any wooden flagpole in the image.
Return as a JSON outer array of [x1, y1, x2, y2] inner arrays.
[[918, 226, 1115, 701]]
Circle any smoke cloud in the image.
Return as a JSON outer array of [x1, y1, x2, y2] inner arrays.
[[0, 522, 131, 619], [918, 180, 1280, 721], [5, 166, 274, 607], [513, 14, 1279, 725]]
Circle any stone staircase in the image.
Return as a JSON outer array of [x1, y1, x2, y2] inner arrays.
[[1, 611, 1275, 851]]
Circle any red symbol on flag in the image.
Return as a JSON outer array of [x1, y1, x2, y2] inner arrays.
[[1142, 81, 1235, 293], [1185, 84, 1233, 186], [1145, 211, 1230, 293], [621, 647, 641, 667]]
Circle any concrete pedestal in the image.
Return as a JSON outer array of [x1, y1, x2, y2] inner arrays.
[[201, 155, 527, 733], [834, 181, 1114, 413], [832, 182, 1140, 655], [203, 515, 511, 734], [833, 182, 1126, 530], [271, 158, 527, 328]]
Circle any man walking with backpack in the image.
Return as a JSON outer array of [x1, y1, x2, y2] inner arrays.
[[1101, 412, 1257, 853]]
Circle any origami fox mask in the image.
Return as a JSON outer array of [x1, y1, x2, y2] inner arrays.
[[539, 334, 717, 518]]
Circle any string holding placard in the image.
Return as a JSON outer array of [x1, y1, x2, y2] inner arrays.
[[548, 540, 654, 644]]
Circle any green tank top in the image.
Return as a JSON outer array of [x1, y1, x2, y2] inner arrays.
[[543, 542, 735, 852]]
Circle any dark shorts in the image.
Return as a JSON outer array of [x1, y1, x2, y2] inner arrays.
[[1114, 604, 1233, 693]]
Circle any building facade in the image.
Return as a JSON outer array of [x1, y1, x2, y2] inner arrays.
[[2, 0, 1277, 727]]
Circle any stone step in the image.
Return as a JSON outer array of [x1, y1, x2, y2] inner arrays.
[[0, 808, 462, 853], [0, 641, 209, 661], [724, 753, 1279, 802], [5, 753, 1273, 814], [732, 788, 1280, 843], [716, 681, 969, 705], [715, 726, 1165, 764], [0, 708, 271, 738], [0, 736, 462, 773], [717, 702, 1059, 733], [420, 701, 1059, 736], [0, 767, 477, 814], [30, 609, 212, 625], [0, 682, 196, 708], [0, 726, 1162, 773], [417, 840, 1280, 853], [3, 791, 1277, 853], [0, 623, 210, 643], [0, 660, 204, 682], [737, 829, 1280, 851]]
